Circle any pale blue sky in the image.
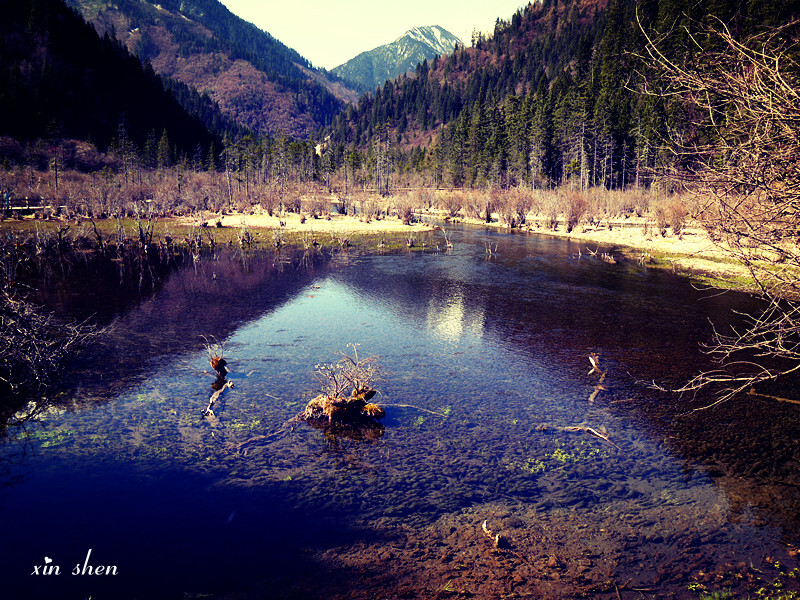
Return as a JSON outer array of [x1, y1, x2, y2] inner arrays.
[[219, 0, 528, 69]]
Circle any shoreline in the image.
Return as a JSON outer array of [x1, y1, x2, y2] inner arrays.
[[440, 212, 757, 290], [1, 209, 758, 291]]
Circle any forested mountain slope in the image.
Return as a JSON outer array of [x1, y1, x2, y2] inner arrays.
[[323, 0, 798, 191], [65, 0, 359, 138], [0, 0, 222, 160]]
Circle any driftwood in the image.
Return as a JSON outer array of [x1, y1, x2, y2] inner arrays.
[[302, 345, 386, 426], [479, 521, 536, 566], [588, 384, 607, 403], [481, 520, 502, 548], [587, 353, 608, 402], [203, 380, 234, 417], [231, 419, 299, 454], [748, 389, 800, 405], [301, 390, 383, 423], [380, 403, 449, 417], [588, 352, 606, 381], [536, 423, 621, 450]]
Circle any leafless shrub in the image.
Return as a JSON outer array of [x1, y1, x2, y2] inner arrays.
[[667, 198, 688, 236], [642, 18, 800, 404], [497, 193, 515, 227], [528, 189, 545, 217], [313, 344, 382, 399], [303, 194, 329, 218], [651, 198, 669, 236], [563, 191, 587, 233], [282, 188, 302, 213], [650, 195, 689, 236], [437, 193, 462, 218], [599, 189, 643, 219], [541, 192, 560, 230], [486, 188, 501, 223], [302, 344, 385, 424], [360, 194, 381, 221], [413, 188, 434, 209], [394, 196, 415, 225], [462, 190, 483, 220], [491, 188, 523, 227], [0, 290, 101, 399], [260, 183, 280, 216]]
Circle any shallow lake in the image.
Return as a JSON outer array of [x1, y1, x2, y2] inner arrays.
[[2, 224, 799, 599]]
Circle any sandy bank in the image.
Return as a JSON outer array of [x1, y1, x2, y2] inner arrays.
[[532, 221, 754, 284], [195, 211, 434, 235]]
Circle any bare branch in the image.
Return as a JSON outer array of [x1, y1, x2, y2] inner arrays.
[[642, 20, 800, 405]]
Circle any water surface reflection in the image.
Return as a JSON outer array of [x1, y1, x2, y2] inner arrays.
[[1, 225, 799, 599]]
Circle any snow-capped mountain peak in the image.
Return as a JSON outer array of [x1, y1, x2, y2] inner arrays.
[[399, 25, 460, 56], [333, 25, 462, 93]]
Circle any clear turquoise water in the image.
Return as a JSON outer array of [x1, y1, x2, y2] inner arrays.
[[2, 225, 799, 599]]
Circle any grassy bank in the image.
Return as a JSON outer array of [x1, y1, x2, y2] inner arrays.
[[0, 211, 439, 255]]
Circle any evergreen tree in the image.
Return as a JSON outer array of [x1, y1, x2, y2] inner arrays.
[[530, 76, 555, 188], [157, 129, 172, 168], [466, 97, 489, 186]]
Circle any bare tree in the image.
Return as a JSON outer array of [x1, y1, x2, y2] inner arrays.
[[641, 19, 800, 404]]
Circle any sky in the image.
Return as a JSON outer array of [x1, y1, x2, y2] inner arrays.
[[219, 0, 528, 70]]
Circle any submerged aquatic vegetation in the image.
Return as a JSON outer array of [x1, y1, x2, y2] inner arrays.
[[509, 439, 608, 476], [33, 427, 74, 448]]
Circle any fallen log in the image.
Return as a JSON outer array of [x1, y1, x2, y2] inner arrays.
[[536, 423, 621, 450]]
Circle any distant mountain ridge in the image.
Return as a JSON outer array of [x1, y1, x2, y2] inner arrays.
[[332, 25, 462, 93], [65, 0, 358, 137]]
